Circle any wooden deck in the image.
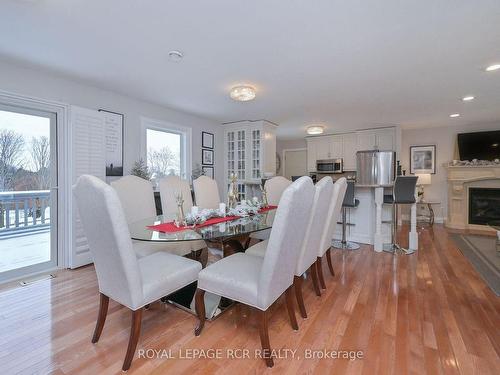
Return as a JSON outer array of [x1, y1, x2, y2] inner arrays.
[[0, 225, 498, 374], [0, 230, 50, 273]]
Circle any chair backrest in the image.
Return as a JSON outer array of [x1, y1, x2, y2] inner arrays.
[[343, 180, 356, 206], [258, 176, 315, 309], [295, 176, 334, 276], [393, 176, 418, 204], [193, 175, 220, 209], [318, 177, 347, 256], [73, 175, 143, 309], [264, 176, 292, 205], [158, 175, 193, 219], [111, 175, 156, 224]]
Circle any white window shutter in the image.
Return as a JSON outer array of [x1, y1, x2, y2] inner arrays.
[[70, 106, 105, 268]]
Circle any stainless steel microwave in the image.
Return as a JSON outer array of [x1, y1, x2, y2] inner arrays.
[[316, 158, 344, 173]]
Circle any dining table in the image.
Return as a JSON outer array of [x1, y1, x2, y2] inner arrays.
[[128, 207, 277, 318]]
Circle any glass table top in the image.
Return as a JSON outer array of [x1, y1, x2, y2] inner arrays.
[[129, 210, 277, 242]]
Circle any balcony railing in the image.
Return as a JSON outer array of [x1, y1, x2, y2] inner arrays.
[[0, 190, 50, 237]]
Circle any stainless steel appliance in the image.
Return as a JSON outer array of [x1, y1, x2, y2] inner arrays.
[[316, 158, 343, 173], [356, 150, 395, 186]]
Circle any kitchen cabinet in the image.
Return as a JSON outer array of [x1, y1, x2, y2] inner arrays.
[[306, 127, 397, 172], [223, 120, 277, 200], [316, 136, 331, 160], [330, 135, 343, 158], [342, 133, 357, 170], [356, 128, 395, 151], [306, 138, 318, 172]]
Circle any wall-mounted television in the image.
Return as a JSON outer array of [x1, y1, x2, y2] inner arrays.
[[457, 130, 500, 161]]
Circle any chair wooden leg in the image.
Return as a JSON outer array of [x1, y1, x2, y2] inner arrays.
[[198, 247, 208, 268], [317, 257, 327, 289], [91, 293, 109, 343], [293, 275, 307, 318], [257, 309, 274, 368], [284, 286, 298, 330], [122, 308, 143, 371], [309, 264, 321, 296], [244, 237, 251, 250], [194, 289, 206, 336], [326, 248, 335, 276]]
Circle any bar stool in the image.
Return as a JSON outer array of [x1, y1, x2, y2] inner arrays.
[[383, 176, 418, 255], [332, 181, 360, 250]]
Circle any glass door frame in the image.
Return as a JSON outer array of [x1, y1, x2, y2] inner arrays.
[[0, 102, 58, 283]]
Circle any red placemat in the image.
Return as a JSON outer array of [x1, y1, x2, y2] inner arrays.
[[147, 215, 239, 233], [146, 206, 278, 233], [259, 205, 277, 213]]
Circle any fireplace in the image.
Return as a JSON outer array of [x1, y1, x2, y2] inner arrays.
[[468, 188, 500, 225]]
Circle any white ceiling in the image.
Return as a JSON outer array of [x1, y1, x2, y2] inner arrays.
[[1, 0, 500, 139]]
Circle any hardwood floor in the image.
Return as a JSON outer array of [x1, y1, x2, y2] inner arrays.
[[0, 225, 499, 374]]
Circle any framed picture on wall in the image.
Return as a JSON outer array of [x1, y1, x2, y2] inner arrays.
[[202, 131, 214, 149], [410, 145, 436, 174], [202, 166, 214, 179], [99, 109, 124, 176], [202, 149, 214, 165]]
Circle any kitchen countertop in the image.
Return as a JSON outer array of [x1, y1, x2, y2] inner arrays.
[[355, 184, 393, 188]]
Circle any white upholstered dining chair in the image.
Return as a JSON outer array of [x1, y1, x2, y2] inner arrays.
[[247, 176, 291, 245], [158, 175, 207, 261], [316, 177, 347, 289], [73, 175, 201, 371], [246, 176, 334, 316], [192, 175, 220, 210], [193, 176, 315, 368], [111, 175, 204, 258]]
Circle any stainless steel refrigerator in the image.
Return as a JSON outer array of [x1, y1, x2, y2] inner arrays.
[[356, 150, 396, 186]]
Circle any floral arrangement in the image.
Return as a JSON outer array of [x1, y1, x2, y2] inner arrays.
[[184, 198, 264, 226]]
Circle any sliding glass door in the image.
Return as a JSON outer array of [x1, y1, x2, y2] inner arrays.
[[0, 103, 57, 283]]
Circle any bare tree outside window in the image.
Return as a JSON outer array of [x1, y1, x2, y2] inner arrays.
[[29, 136, 51, 190], [0, 129, 25, 191], [147, 146, 180, 179]]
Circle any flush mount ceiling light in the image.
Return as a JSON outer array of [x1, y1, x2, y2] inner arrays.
[[462, 95, 475, 101], [485, 64, 500, 72], [168, 50, 183, 62], [230, 85, 256, 101], [449, 113, 460, 118], [306, 125, 325, 135]]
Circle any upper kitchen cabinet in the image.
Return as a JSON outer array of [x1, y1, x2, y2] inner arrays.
[[356, 128, 395, 151], [223, 120, 277, 199], [316, 136, 332, 160], [306, 127, 397, 172], [342, 133, 357, 170]]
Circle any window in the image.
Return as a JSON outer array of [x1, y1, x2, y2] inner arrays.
[[142, 118, 191, 181]]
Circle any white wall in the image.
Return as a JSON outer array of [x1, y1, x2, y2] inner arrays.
[[276, 139, 306, 175], [0, 59, 224, 192], [401, 123, 500, 222]]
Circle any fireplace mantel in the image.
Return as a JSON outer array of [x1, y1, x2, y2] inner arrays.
[[445, 165, 500, 230]]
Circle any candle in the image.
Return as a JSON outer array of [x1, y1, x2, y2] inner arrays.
[[219, 203, 226, 217], [191, 206, 199, 216]]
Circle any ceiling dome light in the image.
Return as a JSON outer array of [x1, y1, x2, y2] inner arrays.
[[306, 125, 325, 135], [485, 64, 500, 72], [168, 50, 183, 62], [449, 113, 460, 118], [230, 85, 256, 101], [462, 95, 475, 101]]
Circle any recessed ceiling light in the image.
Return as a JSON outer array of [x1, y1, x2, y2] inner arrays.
[[449, 113, 460, 118], [230, 85, 256, 101], [485, 64, 500, 72], [462, 96, 475, 101], [168, 50, 183, 62], [306, 125, 325, 135]]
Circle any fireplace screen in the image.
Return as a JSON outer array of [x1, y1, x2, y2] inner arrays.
[[468, 188, 500, 225]]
